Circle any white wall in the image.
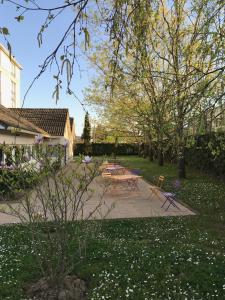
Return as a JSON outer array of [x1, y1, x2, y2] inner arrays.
[[49, 115, 75, 158], [0, 46, 21, 108], [63, 117, 74, 158], [0, 133, 35, 145]]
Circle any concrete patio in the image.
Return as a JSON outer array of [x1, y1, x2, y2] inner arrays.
[[0, 166, 195, 224], [81, 174, 195, 220]]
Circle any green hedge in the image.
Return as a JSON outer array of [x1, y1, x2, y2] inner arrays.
[[0, 168, 39, 198], [75, 134, 225, 177], [148, 133, 225, 177], [185, 132, 225, 176], [74, 143, 139, 156]]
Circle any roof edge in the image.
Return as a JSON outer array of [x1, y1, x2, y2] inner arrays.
[[4, 105, 50, 136]]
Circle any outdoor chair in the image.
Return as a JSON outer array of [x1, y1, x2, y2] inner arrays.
[[149, 175, 165, 200], [130, 169, 142, 176], [127, 177, 140, 191], [102, 172, 112, 178], [161, 192, 180, 211], [99, 163, 115, 173]]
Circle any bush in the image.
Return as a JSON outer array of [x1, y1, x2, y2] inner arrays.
[[74, 143, 139, 156], [0, 167, 39, 198], [185, 132, 225, 176]]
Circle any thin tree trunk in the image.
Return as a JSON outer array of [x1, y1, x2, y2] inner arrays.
[[158, 147, 164, 166], [147, 135, 153, 161], [157, 130, 164, 166], [148, 146, 153, 161], [178, 147, 186, 178]]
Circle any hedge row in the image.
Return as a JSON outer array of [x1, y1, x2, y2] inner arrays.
[[74, 133, 225, 176], [74, 143, 139, 156], [185, 133, 225, 176]]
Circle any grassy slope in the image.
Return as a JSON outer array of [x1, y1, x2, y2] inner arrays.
[[0, 156, 225, 299]]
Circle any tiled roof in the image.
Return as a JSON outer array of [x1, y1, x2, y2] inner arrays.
[[0, 105, 49, 135], [11, 108, 69, 136]]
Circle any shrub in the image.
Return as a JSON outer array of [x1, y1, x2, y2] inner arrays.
[[0, 167, 39, 198], [74, 143, 139, 156], [0, 144, 108, 299], [185, 133, 225, 176]]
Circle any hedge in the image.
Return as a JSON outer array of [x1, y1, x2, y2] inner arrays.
[[150, 132, 225, 177], [74, 133, 225, 177], [185, 132, 225, 177], [74, 143, 139, 156]]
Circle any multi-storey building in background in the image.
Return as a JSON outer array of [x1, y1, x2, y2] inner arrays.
[[0, 44, 21, 108]]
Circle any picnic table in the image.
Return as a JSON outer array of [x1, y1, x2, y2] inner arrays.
[[105, 165, 126, 175], [109, 174, 142, 191]]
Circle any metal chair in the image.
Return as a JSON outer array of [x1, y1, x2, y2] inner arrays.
[[161, 192, 180, 211], [149, 175, 165, 199]]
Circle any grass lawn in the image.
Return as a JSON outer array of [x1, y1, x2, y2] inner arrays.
[[0, 156, 225, 299]]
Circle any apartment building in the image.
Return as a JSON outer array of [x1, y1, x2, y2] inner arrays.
[[0, 43, 21, 108]]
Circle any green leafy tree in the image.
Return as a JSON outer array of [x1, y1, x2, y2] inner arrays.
[[102, 0, 225, 177], [82, 112, 92, 154]]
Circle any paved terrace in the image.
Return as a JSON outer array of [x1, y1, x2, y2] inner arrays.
[[0, 163, 195, 224]]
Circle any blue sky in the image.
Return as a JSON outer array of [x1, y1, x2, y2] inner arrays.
[[0, 1, 95, 135]]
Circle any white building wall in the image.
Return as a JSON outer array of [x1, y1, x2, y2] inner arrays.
[[0, 44, 21, 108], [0, 133, 35, 145]]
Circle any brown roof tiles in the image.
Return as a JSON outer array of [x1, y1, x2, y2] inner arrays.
[[0, 105, 49, 136], [11, 108, 69, 136]]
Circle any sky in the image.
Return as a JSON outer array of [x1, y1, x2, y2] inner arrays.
[[0, 1, 96, 136]]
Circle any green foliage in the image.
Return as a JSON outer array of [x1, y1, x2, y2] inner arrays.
[[185, 133, 225, 177], [0, 26, 9, 35], [82, 112, 91, 142], [0, 168, 38, 198], [85, 0, 225, 177], [15, 15, 24, 22], [82, 112, 92, 154], [0, 144, 104, 297], [75, 143, 139, 156]]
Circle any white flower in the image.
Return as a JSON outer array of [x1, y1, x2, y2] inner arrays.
[[82, 156, 92, 164]]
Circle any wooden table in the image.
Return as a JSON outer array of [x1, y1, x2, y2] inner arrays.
[[109, 174, 142, 191], [105, 165, 126, 175]]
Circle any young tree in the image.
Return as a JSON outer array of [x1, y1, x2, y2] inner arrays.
[[82, 112, 91, 154], [0, 143, 108, 299]]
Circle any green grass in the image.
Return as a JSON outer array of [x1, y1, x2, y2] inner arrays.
[[1, 156, 225, 299]]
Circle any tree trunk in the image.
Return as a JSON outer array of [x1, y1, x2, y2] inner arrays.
[[148, 147, 154, 161], [178, 148, 186, 178], [147, 138, 153, 161], [142, 144, 147, 158], [138, 144, 142, 157], [158, 148, 164, 166]]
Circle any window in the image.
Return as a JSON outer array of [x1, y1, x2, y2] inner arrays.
[[11, 63, 16, 77], [0, 122, 7, 130], [11, 81, 16, 108]]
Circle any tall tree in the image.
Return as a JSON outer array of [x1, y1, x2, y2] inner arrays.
[[108, 0, 225, 178], [82, 112, 91, 154]]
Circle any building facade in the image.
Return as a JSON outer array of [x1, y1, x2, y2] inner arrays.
[[11, 108, 75, 158], [0, 44, 21, 108]]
